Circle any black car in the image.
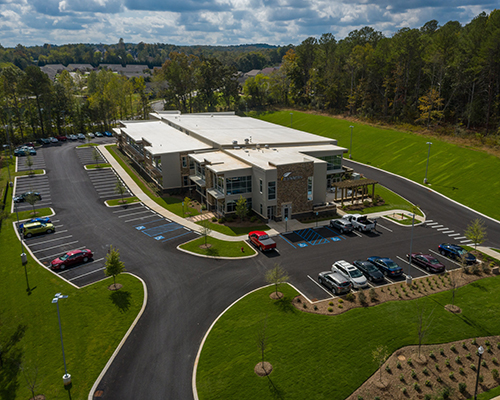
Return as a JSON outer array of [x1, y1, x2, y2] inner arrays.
[[13, 191, 42, 203], [353, 260, 385, 282], [438, 243, 476, 264]]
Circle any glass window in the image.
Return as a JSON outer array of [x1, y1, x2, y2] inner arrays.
[[307, 177, 313, 201], [183, 176, 189, 186], [226, 200, 236, 212], [319, 155, 342, 170], [182, 156, 187, 168], [259, 179, 263, 194], [226, 176, 252, 195], [216, 175, 224, 193], [155, 157, 162, 171], [195, 162, 205, 179], [268, 181, 276, 200]]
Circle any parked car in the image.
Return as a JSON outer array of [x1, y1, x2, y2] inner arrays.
[[95, 132, 103, 137], [14, 146, 36, 156], [318, 271, 352, 295], [331, 260, 368, 289], [50, 249, 93, 270], [353, 260, 385, 282], [342, 214, 376, 232], [87, 132, 95, 138], [56, 135, 67, 141], [13, 191, 42, 203], [39, 138, 51, 145], [438, 243, 476, 264], [77, 133, 86, 140], [329, 218, 354, 233], [49, 137, 59, 143], [104, 131, 113, 137], [19, 217, 51, 231], [407, 253, 446, 273], [23, 221, 55, 238], [367, 256, 404, 277], [248, 231, 276, 252], [68, 134, 77, 141]]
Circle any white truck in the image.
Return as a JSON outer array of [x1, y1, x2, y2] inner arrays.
[[342, 214, 376, 232]]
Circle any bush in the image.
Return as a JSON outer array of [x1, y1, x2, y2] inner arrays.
[[492, 369, 499, 380], [385, 365, 391, 373], [445, 359, 450, 367], [449, 371, 454, 379], [358, 290, 367, 305], [401, 387, 407, 394], [250, 216, 257, 222], [423, 367, 428, 375], [462, 342, 467, 349], [218, 218, 225, 223], [411, 369, 416, 378], [425, 380, 431, 387], [493, 357, 498, 365], [413, 382, 420, 391], [399, 374, 404, 381], [440, 386, 451, 399], [327, 307, 333, 312], [472, 338, 477, 345], [201, 204, 207, 210], [345, 292, 355, 302], [455, 356, 461, 364], [429, 350, 435, 359], [328, 301, 334, 306], [459, 367, 464, 375], [450, 344, 456, 352], [424, 394, 431, 400], [396, 361, 401, 369], [407, 358, 413, 366], [459, 382, 467, 393], [470, 364, 476, 371], [357, 396, 363, 400], [369, 288, 378, 302], [440, 348, 445, 355], [211, 217, 217, 222]]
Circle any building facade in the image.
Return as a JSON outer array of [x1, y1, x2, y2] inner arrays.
[[116, 112, 347, 220]]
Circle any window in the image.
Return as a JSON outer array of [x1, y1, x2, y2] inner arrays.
[[268, 181, 276, 200], [259, 179, 263, 194], [182, 156, 187, 168], [307, 177, 313, 201], [216, 176, 224, 193], [189, 159, 194, 171], [226, 200, 236, 212], [154, 157, 162, 171], [183, 176, 189, 186], [195, 162, 205, 179], [319, 155, 342, 170], [260, 204, 263, 214], [226, 176, 252, 195]]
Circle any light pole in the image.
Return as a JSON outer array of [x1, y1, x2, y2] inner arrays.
[[424, 142, 432, 184], [349, 126, 354, 159], [407, 210, 416, 285], [474, 345, 484, 400], [52, 293, 71, 385], [290, 113, 293, 128]]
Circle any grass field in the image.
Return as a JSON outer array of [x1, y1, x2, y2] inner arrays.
[[255, 111, 500, 221], [105, 197, 140, 206], [1, 164, 144, 400], [196, 277, 500, 400], [105, 145, 200, 218], [353, 184, 423, 216], [195, 220, 270, 236], [179, 236, 254, 257]]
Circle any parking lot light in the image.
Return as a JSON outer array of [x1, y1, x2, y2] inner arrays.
[[52, 293, 71, 385], [474, 345, 484, 400]]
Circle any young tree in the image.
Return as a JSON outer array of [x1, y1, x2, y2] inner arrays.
[[115, 179, 127, 203], [183, 197, 191, 216], [256, 315, 268, 373], [265, 263, 289, 297], [92, 147, 101, 167], [199, 218, 212, 247], [24, 192, 40, 216], [464, 218, 487, 250], [372, 345, 388, 383], [416, 300, 435, 357], [20, 363, 40, 400], [104, 245, 125, 288], [25, 155, 34, 174], [235, 195, 248, 222]]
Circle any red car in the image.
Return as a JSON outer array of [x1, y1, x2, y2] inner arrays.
[[50, 249, 93, 270], [248, 231, 276, 252], [56, 135, 67, 141], [407, 253, 445, 273]]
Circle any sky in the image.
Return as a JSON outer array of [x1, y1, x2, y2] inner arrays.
[[0, 0, 497, 48]]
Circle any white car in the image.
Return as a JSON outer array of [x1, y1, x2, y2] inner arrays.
[[87, 132, 95, 138], [77, 133, 86, 140], [68, 134, 77, 140], [332, 260, 368, 289]]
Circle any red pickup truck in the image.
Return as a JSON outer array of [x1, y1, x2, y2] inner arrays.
[[248, 231, 277, 252]]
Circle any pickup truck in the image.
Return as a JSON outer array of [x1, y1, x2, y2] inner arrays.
[[248, 231, 277, 252], [342, 214, 376, 232]]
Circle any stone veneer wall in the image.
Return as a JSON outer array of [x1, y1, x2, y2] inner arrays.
[[276, 162, 314, 218], [179, 152, 191, 186]]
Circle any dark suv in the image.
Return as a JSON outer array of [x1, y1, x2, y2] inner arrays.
[[438, 243, 476, 264], [318, 271, 352, 295]]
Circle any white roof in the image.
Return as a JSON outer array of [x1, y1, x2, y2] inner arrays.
[[190, 151, 252, 173], [120, 120, 211, 155], [155, 113, 337, 147]]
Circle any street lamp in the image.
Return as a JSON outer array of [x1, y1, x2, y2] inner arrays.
[[424, 142, 432, 184], [290, 113, 293, 128], [474, 345, 484, 400], [349, 126, 354, 159], [407, 210, 416, 285], [52, 293, 71, 385]]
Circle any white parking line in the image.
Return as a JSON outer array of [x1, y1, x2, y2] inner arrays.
[[32, 240, 79, 253], [449, 233, 461, 237], [27, 235, 73, 245], [118, 210, 151, 218], [426, 220, 434, 223], [460, 240, 472, 243], [431, 225, 444, 228], [68, 267, 106, 281], [376, 223, 393, 232], [442, 230, 454, 234], [38, 246, 88, 261], [113, 206, 144, 213], [455, 236, 466, 240], [426, 222, 438, 226], [124, 214, 158, 223], [307, 275, 335, 297], [54, 230, 68, 234], [437, 227, 449, 231], [396, 255, 428, 275]]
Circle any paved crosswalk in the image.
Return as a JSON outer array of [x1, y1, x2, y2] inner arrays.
[[424, 220, 472, 244]]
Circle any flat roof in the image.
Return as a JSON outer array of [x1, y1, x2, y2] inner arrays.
[[190, 151, 252, 173], [120, 120, 211, 155], [155, 113, 337, 147]]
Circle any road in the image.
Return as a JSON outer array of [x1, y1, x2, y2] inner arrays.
[[16, 143, 499, 399]]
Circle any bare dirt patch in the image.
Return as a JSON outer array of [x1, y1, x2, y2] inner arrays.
[[107, 283, 123, 291], [254, 362, 273, 377], [199, 244, 212, 249], [269, 291, 283, 300]]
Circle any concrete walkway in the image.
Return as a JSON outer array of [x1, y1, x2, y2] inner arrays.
[[98, 144, 500, 261]]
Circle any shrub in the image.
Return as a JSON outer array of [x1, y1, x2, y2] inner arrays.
[[481, 360, 487, 367], [424, 395, 431, 400], [211, 217, 217, 222], [425, 380, 431, 387], [466, 352, 472, 359], [423, 367, 428, 375], [327, 307, 333, 312], [445, 359, 450, 367], [399, 374, 405, 381], [497, 342, 500, 350], [303, 303, 307, 309], [485, 340, 491, 346], [429, 350, 435, 359], [493, 357, 498, 365], [413, 382, 420, 391], [397, 361, 401, 369], [385, 364, 391, 373], [435, 363, 440, 370], [449, 371, 454, 379], [455, 356, 461, 364], [492, 369, 499, 380], [470, 364, 476, 371], [201, 204, 207, 210], [450, 344, 456, 352], [338, 299, 344, 303], [411, 369, 416, 378], [338, 304, 343, 309], [458, 382, 467, 393], [313, 305, 318, 310], [472, 338, 477, 345], [374, 397, 380, 400], [357, 396, 363, 400], [358, 290, 367, 305], [296, 297, 301, 303], [329, 301, 334, 306], [345, 292, 355, 302], [218, 218, 225, 223], [407, 358, 413, 366], [440, 386, 451, 399], [401, 387, 407, 394], [440, 348, 445, 355], [250, 216, 257, 222], [459, 367, 465, 375], [437, 376, 443, 383], [369, 288, 378, 302], [462, 342, 467, 349]]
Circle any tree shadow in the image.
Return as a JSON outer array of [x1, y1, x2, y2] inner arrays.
[[0, 324, 27, 400], [205, 246, 220, 257], [267, 375, 285, 399], [273, 296, 297, 314], [109, 291, 131, 313]]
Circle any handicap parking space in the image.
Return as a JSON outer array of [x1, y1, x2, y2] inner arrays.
[[280, 225, 349, 249]]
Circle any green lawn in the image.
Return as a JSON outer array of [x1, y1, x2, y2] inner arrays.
[[85, 163, 111, 169], [76, 143, 99, 148], [105, 197, 140, 206], [197, 278, 500, 400], [1, 169, 144, 400], [179, 236, 254, 257], [105, 145, 199, 218], [255, 111, 500, 221], [195, 220, 269, 236]]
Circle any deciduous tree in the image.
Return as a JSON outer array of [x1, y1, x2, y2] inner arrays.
[[104, 245, 125, 288]]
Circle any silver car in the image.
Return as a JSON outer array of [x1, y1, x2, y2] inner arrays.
[[329, 219, 354, 233], [332, 260, 369, 289]]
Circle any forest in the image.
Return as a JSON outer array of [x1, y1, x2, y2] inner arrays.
[[1, 9, 499, 146]]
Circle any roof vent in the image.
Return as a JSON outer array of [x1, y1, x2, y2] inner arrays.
[[265, 144, 269, 149], [234, 146, 240, 149], [256, 144, 260, 149], [244, 138, 249, 144], [232, 140, 238, 145]]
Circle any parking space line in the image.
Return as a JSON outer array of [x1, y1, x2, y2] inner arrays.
[[442, 230, 454, 233], [279, 235, 296, 248], [161, 231, 192, 242], [132, 218, 165, 227], [428, 249, 462, 267], [376, 223, 392, 232], [449, 233, 460, 236], [38, 247, 87, 261], [396, 255, 428, 275], [32, 240, 79, 253], [68, 267, 106, 281], [26, 235, 73, 245], [54, 230, 69, 234], [113, 206, 144, 213], [460, 239, 472, 243], [426, 222, 438, 226], [118, 210, 151, 218], [124, 214, 158, 223], [437, 227, 449, 231], [431, 225, 444, 228], [455, 236, 466, 240], [307, 275, 335, 297]]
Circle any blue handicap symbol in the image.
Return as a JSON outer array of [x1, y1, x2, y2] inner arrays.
[[298, 243, 308, 247], [331, 237, 341, 242], [154, 235, 164, 240], [136, 226, 146, 230]]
